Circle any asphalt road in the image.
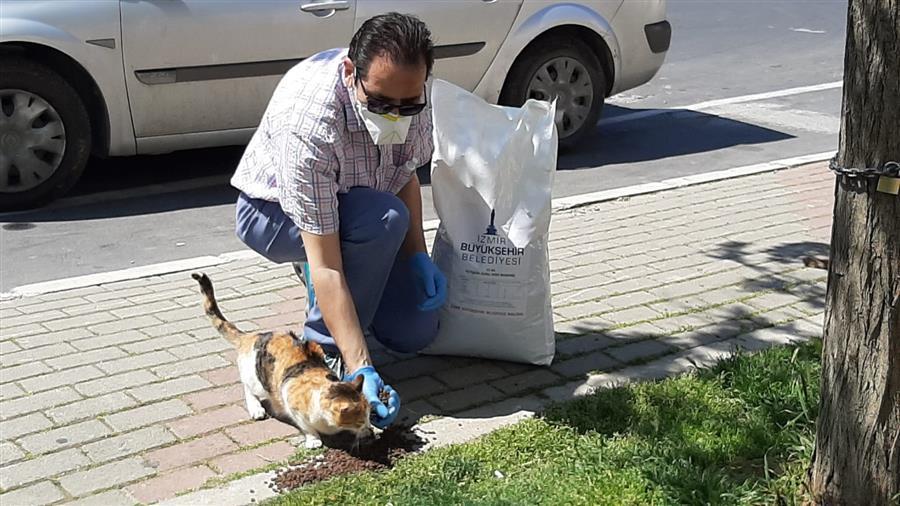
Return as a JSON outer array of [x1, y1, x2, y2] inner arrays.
[[0, 0, 849, 291]]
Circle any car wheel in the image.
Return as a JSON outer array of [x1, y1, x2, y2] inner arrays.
[[0, 58, 91, 211], [499, 35, 606, 150]]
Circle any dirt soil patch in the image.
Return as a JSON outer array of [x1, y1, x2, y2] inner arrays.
[[270, 425, 423, 492]]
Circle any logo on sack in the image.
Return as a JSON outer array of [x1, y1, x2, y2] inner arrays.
[[459, 208, 525, 266], [485, 209, 498, 236]]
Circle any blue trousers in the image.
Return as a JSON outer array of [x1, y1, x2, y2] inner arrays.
[[235, 188, 439, 355]]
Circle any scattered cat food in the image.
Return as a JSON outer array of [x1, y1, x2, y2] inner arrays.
[[269, 425, 422, 493]]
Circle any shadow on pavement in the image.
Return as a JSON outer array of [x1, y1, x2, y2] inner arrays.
[[559, 105, 795, 170]]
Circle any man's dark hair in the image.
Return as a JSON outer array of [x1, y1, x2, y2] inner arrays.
[[349, 12, 434, 81]]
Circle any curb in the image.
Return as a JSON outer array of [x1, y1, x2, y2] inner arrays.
[[1, 151, 834, 300]]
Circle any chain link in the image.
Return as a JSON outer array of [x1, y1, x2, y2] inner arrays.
[[828, 157, 900, 178]]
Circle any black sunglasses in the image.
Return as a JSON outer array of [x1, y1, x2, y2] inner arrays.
[[356, 71, 427, 117]]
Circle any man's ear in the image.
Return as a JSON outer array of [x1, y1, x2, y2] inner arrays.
[[342, 57, 354, 81]]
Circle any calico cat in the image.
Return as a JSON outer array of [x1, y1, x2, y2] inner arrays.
[[191, 273, 372, 449]]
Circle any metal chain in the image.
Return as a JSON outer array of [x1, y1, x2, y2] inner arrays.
[[828, 157, 900, 178]]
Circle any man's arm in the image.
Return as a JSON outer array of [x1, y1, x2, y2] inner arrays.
[[299, 231, 370, 373], [396, 172, 427, 257]]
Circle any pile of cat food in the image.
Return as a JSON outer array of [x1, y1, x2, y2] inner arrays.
[[269, 425, 421, 492]]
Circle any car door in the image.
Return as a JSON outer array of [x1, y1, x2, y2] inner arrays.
[[120, 0, 357, 141], [354, 0, 522, 92]]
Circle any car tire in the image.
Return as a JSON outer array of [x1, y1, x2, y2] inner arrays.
[[499, 35, 606, 151], [0, 57, 91, 211]]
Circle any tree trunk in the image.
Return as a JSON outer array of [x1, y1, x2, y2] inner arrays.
[[809, 0, 900, 504]]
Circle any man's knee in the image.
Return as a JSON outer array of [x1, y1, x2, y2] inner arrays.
[[374, 312, 439, 354], [341, 190, 410, 245]]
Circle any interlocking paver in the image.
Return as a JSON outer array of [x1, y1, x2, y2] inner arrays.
[[111, 300, 181, 319], [75, 369, 159, 397], [0, 447, 90, 489], [1, 412, 53, 441], [3, 342, 78, 366], [128, 375, 212, 403], [0, 440, 25, 465], [47, 391, 137, 425], [0, 339, 21, 354], [202, 366, 240, 386], [98, 350, 178, 375], [18, 419, 110, 455], [88, 315, 163, 336], [43, 312, 117, 332], [393, 375, 447, 401], [225, 418, 297, 446], [606, 339, 676, 364], [152, 354, 230, 379], [431, 384, 504, 412], [70, 329, 150, 351], [169, 338, 231, 359], [435, 362, 508, 389], [166, 404, 247, 438], [491, 369, 562, 395], [59, 457, 156, 497], [19, 365, 105, 393], [0, 387, 82, 420], [555, 333, 616, 356], [104, 399, 192, 432], [64, 489, 137, 506], [82, 425, 177, 463], [551, 351, 621, 378], [209, 440, 295, 475], [61, 298, 135, 317], [142, 432, 237, 471], [121, 334, 195, 355], [183, 383, 244, 410], [126, 465, 216, 504], [602, 305, 663, 325], [0, 309, 67, 329], [0, 382, 25, 400], [46, 347, 128, 371], [1, 361, 52, 382], [0, 481, 66, 506], [14, 327, 92, 349]]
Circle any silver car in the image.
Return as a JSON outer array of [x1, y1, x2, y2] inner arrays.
[[0, 0, 670, 210]]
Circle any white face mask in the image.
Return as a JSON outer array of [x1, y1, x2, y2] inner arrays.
[[353, 98, 413, 145]]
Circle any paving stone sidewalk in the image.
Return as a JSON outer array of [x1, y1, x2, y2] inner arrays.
[[0, 162, 832, 505]]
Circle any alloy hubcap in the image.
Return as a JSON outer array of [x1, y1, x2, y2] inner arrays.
[[525, 57, 594, 138], [0, 89, 66, 193]]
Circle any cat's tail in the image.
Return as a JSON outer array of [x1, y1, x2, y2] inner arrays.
[[191, 272, 242, 345]]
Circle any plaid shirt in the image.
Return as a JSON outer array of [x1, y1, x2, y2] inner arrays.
[[231, 48, 433, 235]]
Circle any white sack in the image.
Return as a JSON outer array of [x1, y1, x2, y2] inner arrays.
[[423, 79, 557, 365]]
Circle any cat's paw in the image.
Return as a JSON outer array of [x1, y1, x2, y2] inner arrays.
[[247, 403, 268, 421], [304, 434, 323, 450]]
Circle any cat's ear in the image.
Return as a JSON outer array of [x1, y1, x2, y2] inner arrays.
[[350, 375, 364, 392], [304, 340, 326, 359]]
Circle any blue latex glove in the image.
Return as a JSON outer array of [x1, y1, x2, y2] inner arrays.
[[344, 366, 400, 429], [410, 252, 447, 312]]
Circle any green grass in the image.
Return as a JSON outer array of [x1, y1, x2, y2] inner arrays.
[[269, 340, 821, 505]]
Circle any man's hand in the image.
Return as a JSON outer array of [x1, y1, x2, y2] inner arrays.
[[410, 252, 447, 312], [344, 366, 400, 429]]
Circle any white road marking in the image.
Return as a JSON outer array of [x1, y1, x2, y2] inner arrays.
[[2, 151, 835, 300], [705, 103, 841, 134], [602, 80, 843, 127], [791, 28, 827, 34]]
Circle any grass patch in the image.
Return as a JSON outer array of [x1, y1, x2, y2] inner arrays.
[[268, 341, 821, 505]]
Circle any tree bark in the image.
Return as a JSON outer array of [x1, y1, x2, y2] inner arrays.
[[810, 0, 900, 504]]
